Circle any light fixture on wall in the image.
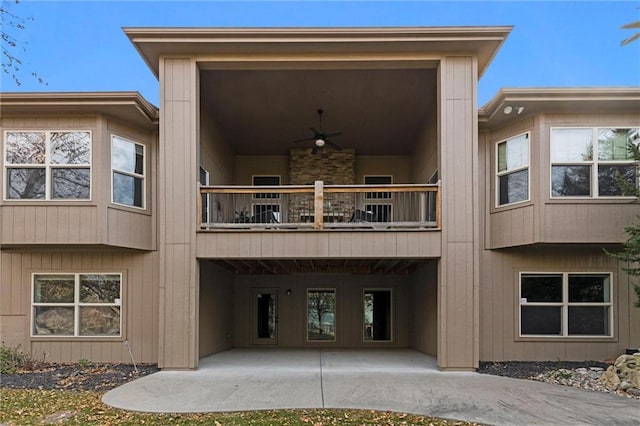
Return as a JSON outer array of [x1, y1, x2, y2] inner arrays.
[[286, 289, 292, 296], [503, 105, 525, 115]]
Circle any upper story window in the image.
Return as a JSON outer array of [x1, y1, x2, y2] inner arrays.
[[4, 131, 91, 200], [496, 133, 529, 206], [551, 127, 639, 198], [111, 135, 145, 208], [520, 272, 612, 338]]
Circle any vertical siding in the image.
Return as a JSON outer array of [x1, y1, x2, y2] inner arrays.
[[478, 246, 640, 361], [228, 273, 410, 348], [0, 250, 159, 363], [408, 261, 438, 356], [200, 103, 234, 185], [437, 56, 479, 370], [158, 57, 199, 369], [485, 112, 640, 248], [198, 261, 233, 357], [196, 231, 441, 259]]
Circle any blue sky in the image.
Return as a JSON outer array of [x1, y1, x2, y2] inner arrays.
[[1, 0, 639, 106]]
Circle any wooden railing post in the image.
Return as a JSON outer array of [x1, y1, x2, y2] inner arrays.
[[314, 180, 324, 230], [435, 183, 442, 228]]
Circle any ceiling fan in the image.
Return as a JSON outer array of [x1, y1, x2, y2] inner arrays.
[[293, 109, 343, 154]]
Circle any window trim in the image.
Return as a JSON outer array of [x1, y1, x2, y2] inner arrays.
[[30, 272, 123, 339], [111, 135, 146, 210], [252, 175, 281, 200], [306, 287, 337, 343], [550, 127, 639, 199], [518, 271, 614, 339], [495, 132, 530, 208], [3, 130, 92, 202], [362, 288, 393, 343]]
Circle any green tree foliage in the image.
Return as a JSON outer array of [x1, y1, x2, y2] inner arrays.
[[607, 141, 640, 307], [0, 0, 46, 86]]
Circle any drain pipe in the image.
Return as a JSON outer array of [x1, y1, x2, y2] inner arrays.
[[124, 340, 138, 374]]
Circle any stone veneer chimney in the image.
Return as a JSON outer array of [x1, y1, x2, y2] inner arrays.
[[288, 147, 356, 223]]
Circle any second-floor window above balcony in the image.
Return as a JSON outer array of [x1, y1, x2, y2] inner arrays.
[[551, 127, 639, 198], [111, 135, 145, 209], [497, 133, 530, 206], [4, 131, 91, 200]]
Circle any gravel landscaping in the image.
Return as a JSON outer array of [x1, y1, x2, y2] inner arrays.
[[0, 363, 159, 391], [479, 360, 640, 400]]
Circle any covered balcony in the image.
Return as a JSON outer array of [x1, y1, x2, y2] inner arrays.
[[199, 181, 439, 230], [197, 66, 441, 235]]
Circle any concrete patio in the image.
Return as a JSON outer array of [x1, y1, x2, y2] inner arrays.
[[103, 349, 640, 425]]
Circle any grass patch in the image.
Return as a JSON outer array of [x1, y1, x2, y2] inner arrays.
[[1, 389, 479, 425]]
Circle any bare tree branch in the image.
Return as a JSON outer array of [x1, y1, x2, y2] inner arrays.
[[0, 0, 47, 86]]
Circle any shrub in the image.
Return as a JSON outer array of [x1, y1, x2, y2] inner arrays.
[[0, 342, 28, 374]]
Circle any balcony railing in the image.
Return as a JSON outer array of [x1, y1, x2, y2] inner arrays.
[[199, 181, 440, 230]]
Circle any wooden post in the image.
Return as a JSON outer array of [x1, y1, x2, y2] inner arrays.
[[435, 185, 441, 229], [314, 180, 324, 230]]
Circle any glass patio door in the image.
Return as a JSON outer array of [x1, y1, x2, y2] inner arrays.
[[254, 289, 278, 344]]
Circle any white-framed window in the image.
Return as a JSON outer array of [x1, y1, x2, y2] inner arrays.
[[364, 175, 392, 222], [307, 288, 336, 342], [551, 127, 639, 198], [111, 135, 145, 208], [252, 175, 280, 222], [519, 272, 613, 337], [496, 132, 529, 206], [4, 130, 91, 200], [31, 273, 122, 337], [363, 289, 392, 342]]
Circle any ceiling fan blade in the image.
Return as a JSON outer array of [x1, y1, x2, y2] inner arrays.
[[324, 131, 342, 138], [325, 139, 343, 150], [310, 127, 321, 136]]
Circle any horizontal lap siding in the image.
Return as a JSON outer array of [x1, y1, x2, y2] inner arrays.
[[0, 250, 159, 363]]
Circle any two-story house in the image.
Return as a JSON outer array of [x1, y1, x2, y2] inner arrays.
[[1, 26, 638, 371]]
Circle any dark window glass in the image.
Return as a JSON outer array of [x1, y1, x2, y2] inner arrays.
[[364, 290, 392, 341], [51, 168, 90, 199], [568, 307, 609, 335], [521, 275, 562, 302], [551, 165, 591, 196], [568, 275, 609, 303], [598, 164, 637, 196], [365, 176, 392, 199], [499, 169, 529, 205], [113, 173, 143, 207], [7, 168, 46, 199], [521, 306, 562, 335], [253, 176, 280, 199]]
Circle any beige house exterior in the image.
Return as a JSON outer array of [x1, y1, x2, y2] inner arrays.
[[0, 27, 638, 371]]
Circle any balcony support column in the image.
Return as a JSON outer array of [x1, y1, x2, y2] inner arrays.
[[437, 56, 480, 371], [157, 57, 200, 370]]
